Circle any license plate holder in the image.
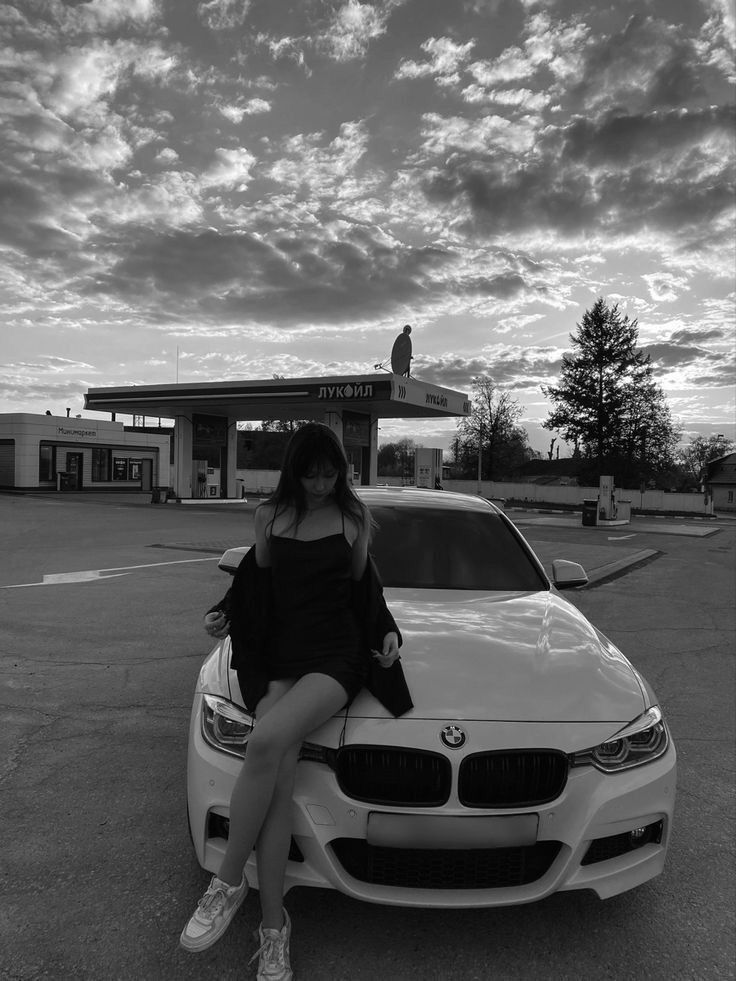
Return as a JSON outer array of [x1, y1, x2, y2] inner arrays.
[[366, 812, 539, 849]]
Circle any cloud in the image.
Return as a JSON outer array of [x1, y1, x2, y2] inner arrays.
[[411, 347, 561, 392], [462, 86, 549, 112], [91, 225, 458, 326], [38, 40, 177, 120], [23, 0, 163, 34], [642, 272, 690, 302], [0, 0, 732, 442], [396, 36, 475, 84], [408, 9, 733, 261], [420, 102, 735, 256], [642, 342, 711, 368], [0, 353, 100, 413], [197, 0, 252, 31], [561, 105, 734, 169], [320, 0, 403, 62], [0, 355, 95, 373], [265, 120, 372, 196], [419, 112, 537, 156], [154, 146, 179, 165], [689, 356, 736, 388], [199, 147, 257, 189], [218, 98, 271, 122], [467, 12, 588, 89], [669, 327, 725, 344], [255, 0, 404, 69]]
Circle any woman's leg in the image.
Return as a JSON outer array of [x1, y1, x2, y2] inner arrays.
[[216, 673, 347, 888], [255, 742, 300, 930]]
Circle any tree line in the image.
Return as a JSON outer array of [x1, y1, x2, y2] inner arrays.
[[234, 299, 731, 490], [381, 298, 732, 490]]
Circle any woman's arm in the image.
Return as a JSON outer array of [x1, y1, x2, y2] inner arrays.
[[203, 590, 231, 638], [350, 506, 370, 581], [254, 503, 273, 569]]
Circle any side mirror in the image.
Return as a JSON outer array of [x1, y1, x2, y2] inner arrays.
[[552, 559, 589, 589], [218, 545, 251, 575]]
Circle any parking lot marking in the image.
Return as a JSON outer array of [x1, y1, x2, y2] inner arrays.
[[0, 556, 219, 588], [608, 534, 636, 540], [43, 571, 128, 584]]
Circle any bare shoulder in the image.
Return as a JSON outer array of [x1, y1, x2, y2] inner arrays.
[[344, 501, 371, 544], [255, 501, 277, 534]]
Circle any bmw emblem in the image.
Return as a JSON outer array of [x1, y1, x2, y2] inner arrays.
[[440, 725, 467, 749]]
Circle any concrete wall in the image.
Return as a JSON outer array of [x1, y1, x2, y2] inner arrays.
[[234, 469, 714, 515], [445, 480, 713, 515], [236, 469, 281, 495], [376, 475, 713, 515]]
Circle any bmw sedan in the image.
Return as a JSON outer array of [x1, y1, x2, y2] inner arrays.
[[186, 488, 676, 908]]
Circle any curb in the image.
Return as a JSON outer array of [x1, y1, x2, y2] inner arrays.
[[581, 548, 661, 589]]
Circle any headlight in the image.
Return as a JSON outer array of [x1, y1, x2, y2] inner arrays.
[[571, 706, 669, 772], [201, 694, 254, 758]]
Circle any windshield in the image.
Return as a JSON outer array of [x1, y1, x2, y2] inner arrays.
[[369, 506, 548, 591]]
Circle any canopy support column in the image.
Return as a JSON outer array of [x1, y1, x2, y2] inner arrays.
[[173, 415, 193, 499]]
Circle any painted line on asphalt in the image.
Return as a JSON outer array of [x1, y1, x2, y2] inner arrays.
[[0, 556, 219, 589]]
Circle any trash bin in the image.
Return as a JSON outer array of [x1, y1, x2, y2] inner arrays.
[[582, 499, 598, 527], [151, 487, 168, 504], [58, 473, 71, 491]]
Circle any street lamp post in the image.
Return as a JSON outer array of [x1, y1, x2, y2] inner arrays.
[[477, 425, 483, 495]]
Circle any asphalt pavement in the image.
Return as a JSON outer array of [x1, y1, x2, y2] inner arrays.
[[1, 492, 734, 981]]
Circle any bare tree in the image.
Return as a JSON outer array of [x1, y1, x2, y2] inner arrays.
[[680, 434, 735, 483], [457, 376, 527, 481]]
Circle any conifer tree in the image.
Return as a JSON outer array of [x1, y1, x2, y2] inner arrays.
[[543, 298, 679, 483]]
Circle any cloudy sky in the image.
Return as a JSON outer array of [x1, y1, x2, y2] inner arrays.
[[1, 0, 734, 451]]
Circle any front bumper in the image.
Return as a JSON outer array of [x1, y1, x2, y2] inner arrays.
[[186, 700, 676, 908]]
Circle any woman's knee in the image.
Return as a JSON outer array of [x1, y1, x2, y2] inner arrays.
[[246, 724, 294, 769]]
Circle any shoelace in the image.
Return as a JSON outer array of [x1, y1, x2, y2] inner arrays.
[[249, 929, 287, 969], [197, 883, 227, 918]]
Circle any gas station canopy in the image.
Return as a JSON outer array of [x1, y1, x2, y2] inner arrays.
[[84, 373, 470, 422], [84, 372, 470, 498]]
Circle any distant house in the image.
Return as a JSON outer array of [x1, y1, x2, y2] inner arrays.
[[705, 452, 736, 512]]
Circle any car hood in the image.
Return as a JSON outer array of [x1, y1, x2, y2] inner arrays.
[[349, 588, 645, 723]]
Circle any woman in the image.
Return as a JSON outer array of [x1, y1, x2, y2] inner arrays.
[[180, 422, 410, 980]]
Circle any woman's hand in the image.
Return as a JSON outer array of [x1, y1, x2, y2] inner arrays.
[[371, 631, 400, 668], [204, 611, 230, 639]]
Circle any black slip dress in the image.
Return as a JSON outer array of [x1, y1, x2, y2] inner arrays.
[[267, 517, 368, 701]]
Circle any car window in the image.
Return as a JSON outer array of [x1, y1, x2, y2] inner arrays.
[[369, 506, 547, 591]]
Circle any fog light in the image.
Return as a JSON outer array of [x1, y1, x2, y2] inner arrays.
[[581, 820, 663, 866]]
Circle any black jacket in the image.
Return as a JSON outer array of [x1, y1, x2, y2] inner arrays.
[[208, 547, 413, 717]]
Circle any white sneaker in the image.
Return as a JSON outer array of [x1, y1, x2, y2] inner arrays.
[[179, 872, 248, 952], [249, 907, 293, 980]]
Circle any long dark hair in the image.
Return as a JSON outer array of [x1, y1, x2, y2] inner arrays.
[[266, 422, 372, 534]]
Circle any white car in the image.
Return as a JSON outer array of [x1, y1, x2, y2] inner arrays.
[[187, 488, 676, 908]]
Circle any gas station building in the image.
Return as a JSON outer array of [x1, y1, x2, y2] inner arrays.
[[83, 373, 471, 499]]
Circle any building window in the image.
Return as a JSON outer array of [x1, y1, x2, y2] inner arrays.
[[39, 444, 55, 481], [92, 448, 111, 481]]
